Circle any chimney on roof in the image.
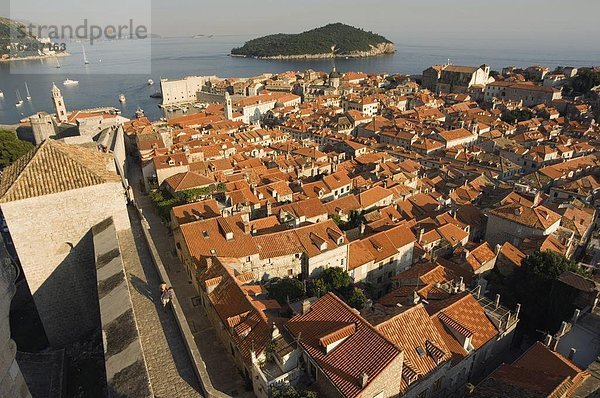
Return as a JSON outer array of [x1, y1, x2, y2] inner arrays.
[[515, 206, 523, 216], [458, 276, 465, 292], [271, 323, 280, 340], [494, 294, 501, 309], [558, 321, 568, 338], [463, 248, 470, 260], [572, 309, 581, 324], [568, 348, 576, 361], [206, 257, 212, 269], [534, 190, 542, 206], [495, 244, 501, 256], [241, 213, 250, 224], [302, 299, 311, 315], [359, 222, 366, 236], [243, 221, 251, 235], [411, 291, 420, 305], [359, 372, 369, 388], [418, 228, 425, 242]]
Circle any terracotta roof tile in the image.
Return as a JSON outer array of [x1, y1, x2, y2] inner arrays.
[[286, 293, 402, 398], [375, 305, 452, 390], [429, 293, 498, 363], [490, 202, 561, 230], [0, 140, 119, 203], [164, 171, 215, 192]]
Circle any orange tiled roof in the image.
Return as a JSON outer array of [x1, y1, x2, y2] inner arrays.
[[286, 293, 402, 398], [498, 242, 526, 268], [171, 199, 221, 224], [163, 171, 215, 192], [465, 242, 497, 272], [429, 293, 498, 363], [198, 258, 279, 363], [489, 202, 561, 230], [358, 186, 393, 208], [476, 342, 589, 397], [376, 304, 452, 390], [0, 140, 119, 203], [348, 225, 416, 270]]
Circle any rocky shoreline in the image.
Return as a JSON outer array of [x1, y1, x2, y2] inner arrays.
[[0, 52, 71, 63], [232, 42, 395, 60]]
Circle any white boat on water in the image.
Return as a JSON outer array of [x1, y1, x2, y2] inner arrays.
[[25, 82, 31, 100], [82, 44, 89, 64], [16, 90, 23, 106], [63, 79, 79, 86], [147, 79, 154, 86], [119, 94, 126, 103], [0, 90, 4, 98]]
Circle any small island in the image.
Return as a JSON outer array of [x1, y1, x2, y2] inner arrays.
[[231, 23, 395, 59]]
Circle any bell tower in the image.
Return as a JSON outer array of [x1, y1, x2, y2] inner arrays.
[[51, 83, 68, 124], [224, 92, 233, 120]]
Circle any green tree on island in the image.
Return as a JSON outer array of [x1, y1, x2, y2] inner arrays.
[[231, 23, 393, 58], [0, 130, 34, 168]]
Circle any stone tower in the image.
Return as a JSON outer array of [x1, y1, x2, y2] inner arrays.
[[224, 92, 233, 120], [329, 65, 341, 89], [0, 140, 129, 346], [51, 83, 68, 124], [29, 112, 56, 145], [0, 256, 32, 398]]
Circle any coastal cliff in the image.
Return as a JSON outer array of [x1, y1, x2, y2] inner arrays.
[[231, 23, 395, 59], [0, 16, 69, 61], [234, 42, 396, 60]]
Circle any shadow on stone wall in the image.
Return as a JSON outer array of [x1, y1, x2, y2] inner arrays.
[[32, 231, 102, 348], [10, 279, 49, 352]]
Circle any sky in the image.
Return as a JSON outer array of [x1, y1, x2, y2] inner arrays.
[[4, 0, 600, 49]]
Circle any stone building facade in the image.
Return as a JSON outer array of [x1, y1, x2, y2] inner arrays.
[[0, 140, 129, 347]]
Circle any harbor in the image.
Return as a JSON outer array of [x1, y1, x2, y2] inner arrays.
[[1, 36, 600, 125]]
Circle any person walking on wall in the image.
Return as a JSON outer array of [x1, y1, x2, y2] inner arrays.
[[161, 286, 175, 312]]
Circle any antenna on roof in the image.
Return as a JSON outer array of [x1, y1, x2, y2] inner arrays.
[[447, 58, 451, 66]]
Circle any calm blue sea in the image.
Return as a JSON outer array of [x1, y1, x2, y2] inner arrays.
[[0, 36, 598, 124]]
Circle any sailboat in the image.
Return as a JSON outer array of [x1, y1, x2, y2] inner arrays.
[[82, 44, 89, 64], [15, 90, 23, 106], [55, 57, 61, 68], [25, 82, 31, 100]]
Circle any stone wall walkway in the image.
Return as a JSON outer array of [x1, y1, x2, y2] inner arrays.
[[119, 209, 201, 397], [127, 160, 253, 397]]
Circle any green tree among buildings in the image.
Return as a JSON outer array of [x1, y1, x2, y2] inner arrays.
[[0, 130, 34, 168]]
